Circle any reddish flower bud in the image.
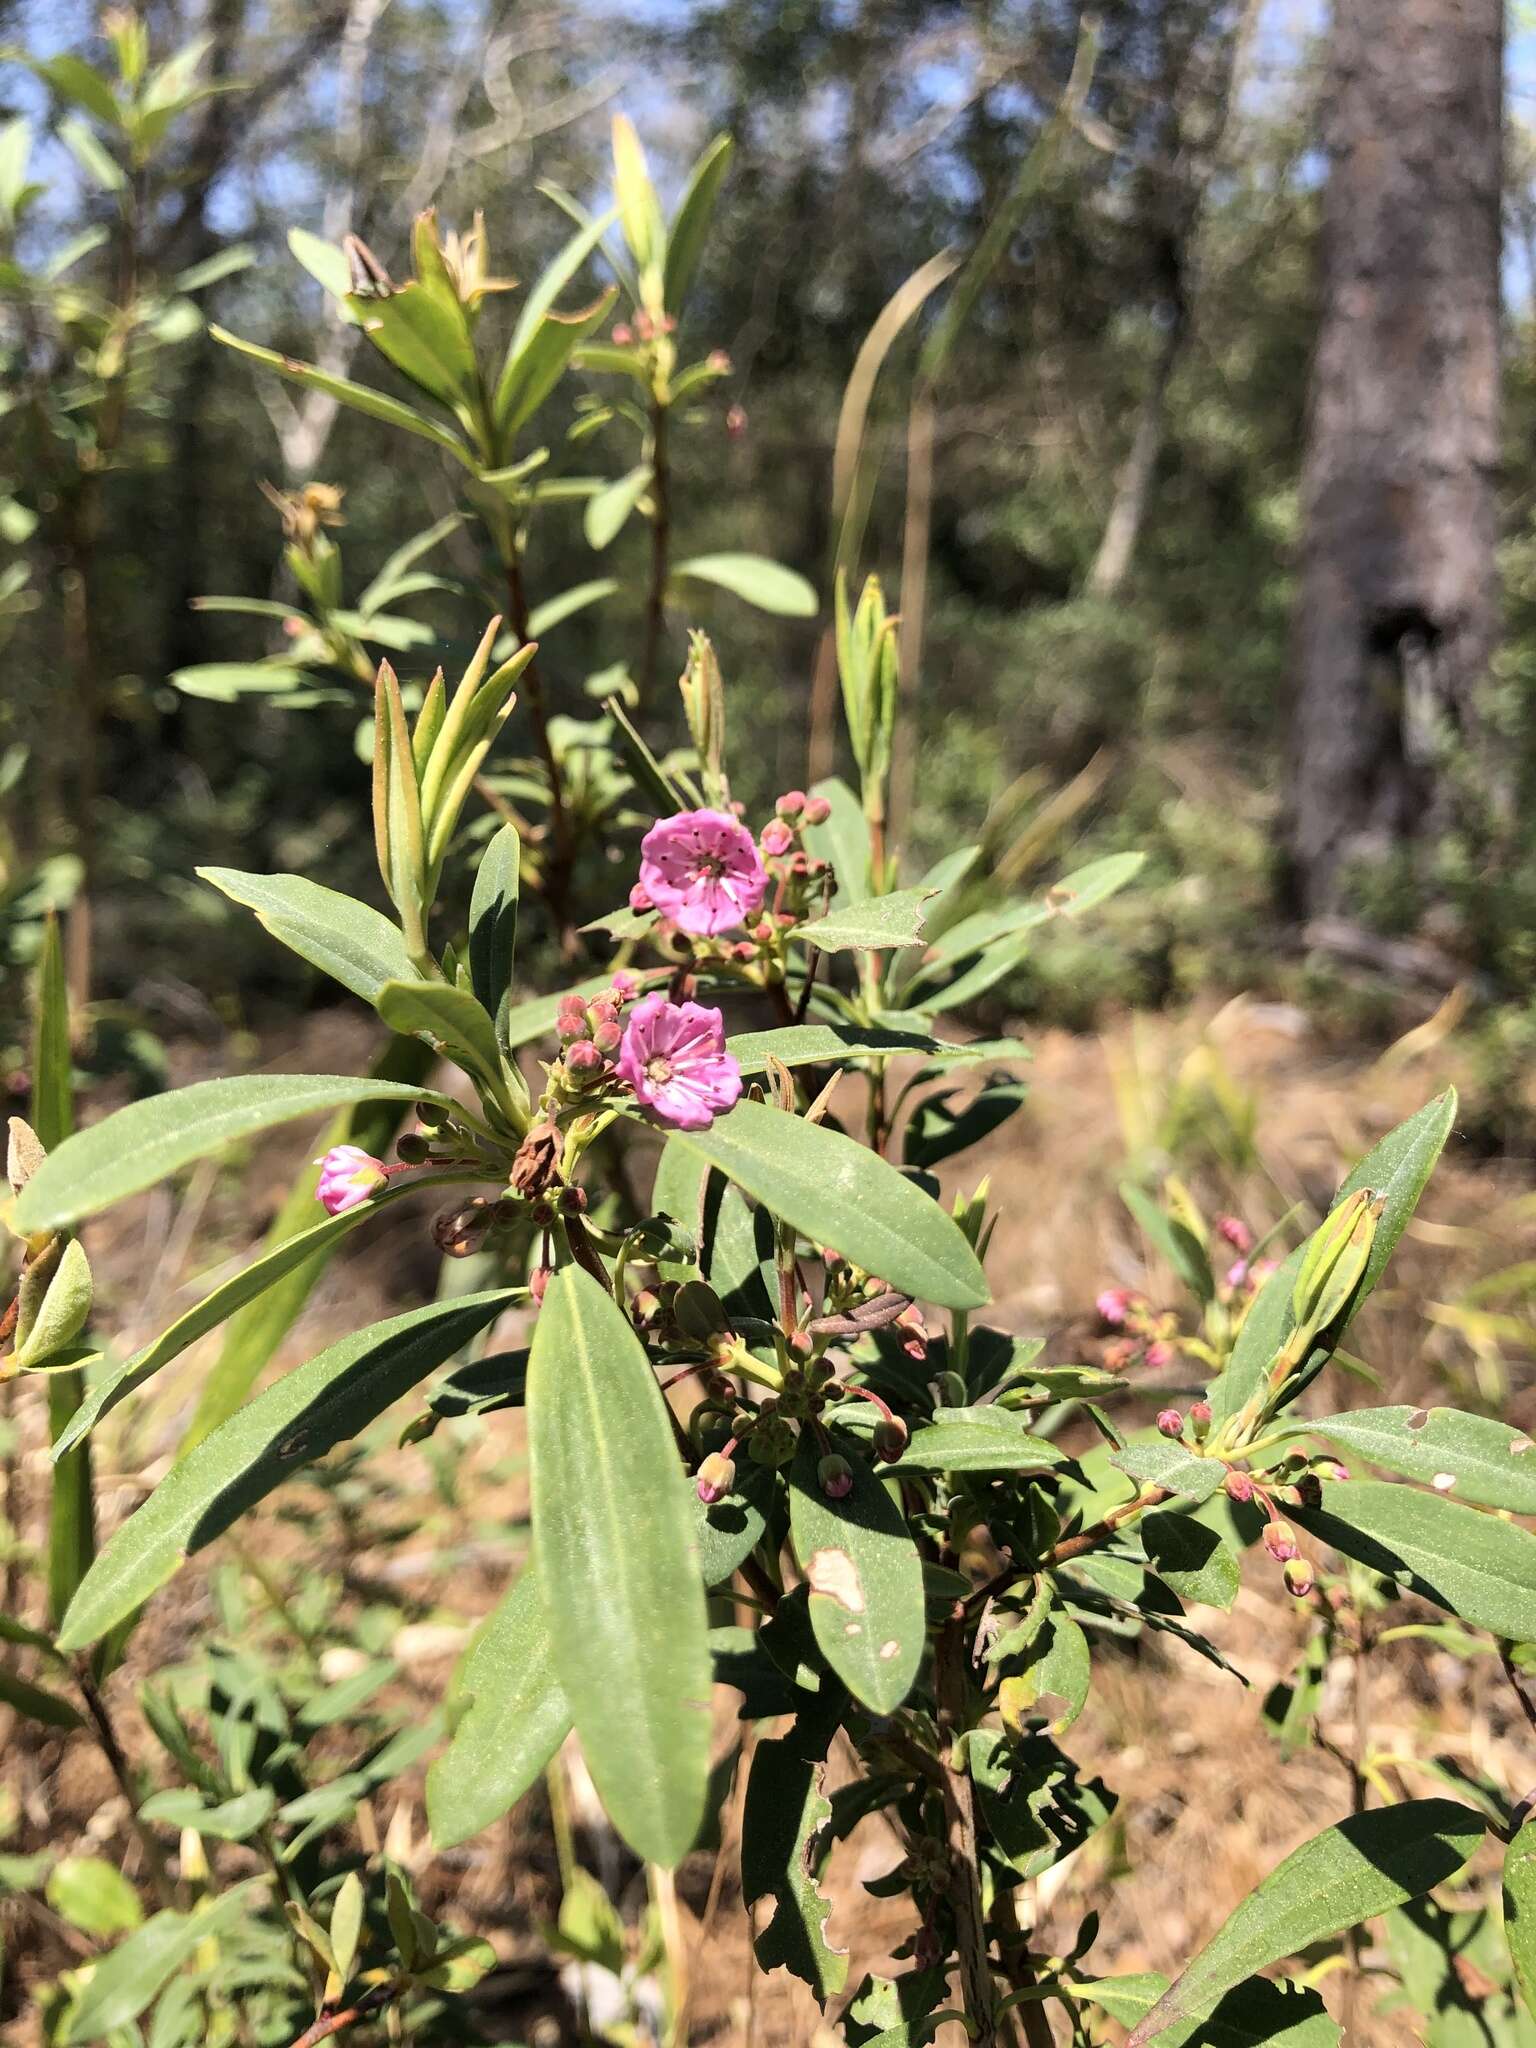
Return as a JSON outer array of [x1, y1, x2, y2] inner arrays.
[[706, 349, 731, 373], [776, 790, 807, 820], [1223, 1467, 1255, 1503], [395, 1132, 432, 1164], [1189, 1399, 1212, 1440], [818, 1453, 854, 1499], [566, 1040, 602, 1075], [1216, 1215, 1254, 1253], [611, 322, 633, 345], [530, 1265, 550, 1305], [557, 996, 588, 1042], [802, 795, 831, 826], [1145, 1340, 1174, 1369], [872, 1415, 910, 1463], [629, 882, 653, 911], [726, 403, 747, 437], [752, 920, 775, 945], [1156, 1408, 1184, 1439], [588, 999, 619, 1028], [696, 1450, 736, 1504], [1263, 1520, 1299, 1564], [592, 1019, 622, 1055], [761, 819, 794, 857], [610, 970, 639, 1000]]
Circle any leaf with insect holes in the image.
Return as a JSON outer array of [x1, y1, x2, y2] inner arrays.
[[1279, 1405, 1536, 1514], [1123, 1801, 1485, 2045], [1505, 1818, 1536, 2022], [742, 1694, 847, 2001], [56, 1292, 517, 1651], [794, 887, 934, 954], [788, 1443, 924, 1714]]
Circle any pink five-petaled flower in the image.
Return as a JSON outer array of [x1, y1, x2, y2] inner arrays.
[[315, 1144, 388, 1216], [638, 808, 768, 937], [617, 994, 743, 1131]]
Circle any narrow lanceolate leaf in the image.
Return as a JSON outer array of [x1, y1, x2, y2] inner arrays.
[[468, 824, 520, 1040], [584, 463, 652, 550], [890, 1410, 1065, 1475], [31, 914, 71, 1152], [528, 1268, 711, 1866], [789, 1444, 924, 1713], [198, 868, 416, 1005], [1292, 1478, 1536, 1642], [793, 888, 935, 954], [58, 1882, 266, 2045], [0, 1665, 83, 1730], [672, 552, 818, 617], [57, 1292, 515, 1652], [1209, 1090, 1458, 1426], [375, 978, 503, 1086], [663, 133, 733, 313], [1505, 1818, 1536, 2022], [660, 1099, 988, 1311], [1281, 1405, 1536, 1514], [12, 1073, 448, 1235], [211, 326, 473, 465], [1123, 1801, 1486, 2047], [728, 1025, 1016, 1074], [54, 1197, 415, 1458], [742, 1698, 847, 2000], [427, 1565, 571, 1850]]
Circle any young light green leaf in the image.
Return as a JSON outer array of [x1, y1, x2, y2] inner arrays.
[[198, 867, 417, 1004], [793, 887, 933, 954], [468, 824, 520, 1038], [427, 1565, 571, 1850], [526, 578, 620, 637], [610, 113, 665, 270], [528, 1268, 711, 1866], [1209, 1090, 1458, 1426], [658, 1098, 988, 1310], [211, 326, 473, 463], [330, 1871, 366, 1985], [509, 207, 620, 359], [46, 1857, 142, 1937], [12, 1073, 447, 1235], [57, 1291, 515, 1651], [663, 134, 733, 312], [1292, 1478, 1536, 1642], [1120, 1183, 1215, 1302], [1111, 1440, 1224, 1501], [58, 1881, 266, 2045], [727, 1024, 975, 1073], [286, 226, 356, 306], [584, 463, 652, 549], [672, 553, 818, 617], [136, 1787, 276, 1841], [374, 978, 503, 1087], [170, 661, 313, 700], [1123, 1802, 1485, 2046], [789, 1444, 924, 1713], [1505, 1818, 1536, 2022], [1281, 1405, 1536, 1514]]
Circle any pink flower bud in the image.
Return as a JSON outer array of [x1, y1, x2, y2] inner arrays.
[[591, 1019, 622, 1055], [1225, 1259, 1250, 1290], [1263, 1520, 1299, 1564], [612, 322, 633, 345], [818, 1453, 854, 1499], [706, 349, 731, 373], [629, 883, 653, 912], [566, 1040, 602, 1075], [1216, 1216, 1253, 1253], [1156, 1408, 1184, 1439], [726, 403, 747, 437], [314, 1144, 388, 1216], [696, 1450, 736, 1504], [1096, 1287, 1132, 1327], [801, 795, 831, 826], [760, 819, 794, 857], [1188, 1401, 1212, 1438], [610, 971, 639, 1000], [530, 1265, 550, 1305], [1145, 1341, 1174, 1370], [1223, 1468, 1255, 1504], [776, 790, 807, 820]]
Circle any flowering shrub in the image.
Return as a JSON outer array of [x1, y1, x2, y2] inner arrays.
[[5, 55, 1536, 2048]]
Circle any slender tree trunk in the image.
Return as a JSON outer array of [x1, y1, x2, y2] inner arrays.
[[1288, 0, 1503, 919], [1085, 293, 1185, 602]]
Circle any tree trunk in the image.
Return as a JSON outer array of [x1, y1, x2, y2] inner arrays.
[[1288, 0, 1503, 919]]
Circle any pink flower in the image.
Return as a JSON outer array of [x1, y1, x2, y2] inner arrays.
[[617, 994, 743, 1130], [315, 1144, 387, 1216], [638, 809, 768, 937], [1096, 1287, 1132, 1326], [1216, 1215, 1254, 1253]]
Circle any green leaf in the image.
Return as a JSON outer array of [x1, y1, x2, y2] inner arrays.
[[1281, 1405, 1536, 1514], [659, 1099, 988, 1311], [57, 1291, 515, 1651], [909, 853, 1148, 987], [584, 464, 652, 549], [802, 774, 871, 907], [672, 553, 818, 617], [496, 289, 617, 437], [788, 1444, 924, 1713], [373, 979, 503, 1087], [1292, 1478, 1536, 1641], [32, 53, 121, 127], [664, 134, 733, 312], [1141, 1510, 1241, 1610], [32, 913, 72, 1151], [528, 1268, 710, 1865], [56, 113, 124, 193], [793, 887, 933, 954], [890, 1410, 1065, 1475], [427, 1565, 571, 1849], [692, 1461, 776, 1587], [741, 1698, 848, 1999], [1123, 1976, 1340, 2047], [211, 325, 472, 464], [526, 578, 620, 637], [1111, 1439, 1225, 1501], [509, 207, 620, 360], [136, 1786, 276, 1841], [170, 661, 313, 700], [468, 825, 520, 1043], [1505, 1818, 1536, 2022], [1120, 1183, 1214, 1302], [611, 114, 664, 270], [348, 280, 477, 410], [46, 1856, 142, 1936], [1209, 1091, 1458, 1426], [1123, 1802, 1485, 2046], [904, 1077, 1029, 1170], [53, 1199, 408, 1458], [12, 1073, 446, 1234], [198, 867, 416, 1004], [728, 1024, 989, 1073], [286, 226, 355, 305], [0, 1665, 83, 1729], [59, 1882, 265, 2044]]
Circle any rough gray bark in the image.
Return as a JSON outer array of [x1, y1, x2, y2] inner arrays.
[[1289, 0, 1503, 919]]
